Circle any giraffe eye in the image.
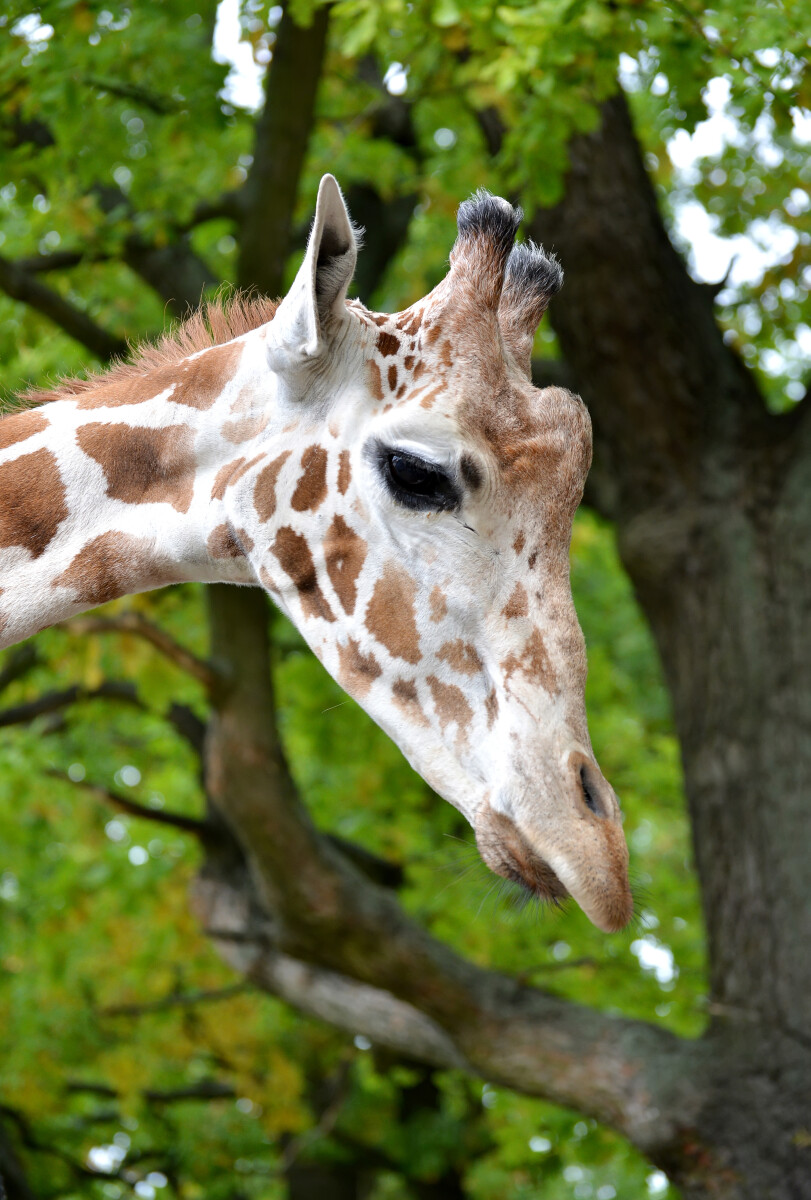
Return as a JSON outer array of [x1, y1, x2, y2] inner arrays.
[[383, 450, 459, 512]]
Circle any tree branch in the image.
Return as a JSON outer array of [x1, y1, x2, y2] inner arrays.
[[177, 189, 245, 233], [0, 645, 39, 697], [64, 1078, 236, 1104], [62, 613, 219, 693], [48, 770, 209, 836], [81, 75, 180, 114], [0, 1113, 37, 1200], [0, 677, 205, 757], [13, 250, 109, 274], [0, 1104, 116, 1182], [0, 680, 141, 728], [0, 255, 127, 361], [49, 768, 208, 835], [236, 5, 331, 295], [101, 982, 251, 1018], [91, 184, 220, 318]]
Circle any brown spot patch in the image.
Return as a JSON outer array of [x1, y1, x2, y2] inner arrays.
[[441, 340, 453, 368], [365, 563, 421, 663], [259, 565, 278, 592], [212, 452, 264, 501], [0, 448, 67, 558], [272, 526, 335, 623], [513, 531, 526, 555], [396, 310, 422, 335], [502, 582, 528, 619], [77, 422, 195, 513], [77, 341, 243, 411], [337, 638, 382, 697], [53, 532, 175, 607], [0, 409, 48, 451], [528, 550, 539, 570], [324, 515, 367, 616], [429, 586, 448, 623], [419, 385, 443, 410], [387, 364, 398, 391], [502, 628, 557, 694], [212, 457, 243, 500], [368, 360, 384, 401], [437, 639, 483, 675], [337, 450, 351, 495], [427, 675, 473, 737], [392, 677, 428, 725], [377, 331, 400, 357], [485, 687, 499, 727], [291, 445, 328, 512], [222, 413, 268, 443], [208, 523, 253, 558], [404, 355, 415, 371], [253, 451, 291, 522]]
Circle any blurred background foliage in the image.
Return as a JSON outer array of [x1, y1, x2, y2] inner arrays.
[[0, 0, 807, 1195]]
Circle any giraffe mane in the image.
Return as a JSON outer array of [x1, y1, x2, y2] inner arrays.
[[16, 292, 279, 408]]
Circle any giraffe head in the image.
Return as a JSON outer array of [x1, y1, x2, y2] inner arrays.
[[238, 176, 632, 932]]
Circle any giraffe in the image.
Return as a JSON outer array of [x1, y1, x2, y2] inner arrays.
[[0, 175, 632, 933]]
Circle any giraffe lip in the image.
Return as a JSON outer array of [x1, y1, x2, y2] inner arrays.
[[489, 844, 570, 904], [475, 808, 570, 904]]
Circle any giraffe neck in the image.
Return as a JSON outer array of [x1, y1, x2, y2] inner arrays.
[[0, 334, 284, 648]]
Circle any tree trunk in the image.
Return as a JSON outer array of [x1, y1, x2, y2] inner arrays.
[[529, 92, 811, 1200]]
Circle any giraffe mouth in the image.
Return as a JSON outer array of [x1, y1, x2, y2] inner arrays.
[[474, 806, 570, 906], [474, 801, 634, 932]]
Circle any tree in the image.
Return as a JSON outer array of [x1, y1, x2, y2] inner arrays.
[[1, 2, 809, 1197]]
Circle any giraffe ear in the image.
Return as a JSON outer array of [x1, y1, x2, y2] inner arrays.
[[267, 174, 359, 369]]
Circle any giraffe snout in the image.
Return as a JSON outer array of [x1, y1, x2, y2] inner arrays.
[[474, 752, 633, 933]]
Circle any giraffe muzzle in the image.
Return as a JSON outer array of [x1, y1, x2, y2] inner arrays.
[[474, 756, 633, 932]]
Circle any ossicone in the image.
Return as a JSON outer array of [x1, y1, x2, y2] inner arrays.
[[499, 240, 563, 376], [449, 190, 523, 310]]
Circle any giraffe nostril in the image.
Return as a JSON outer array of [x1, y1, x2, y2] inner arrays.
[[579, 763, 606, 818]]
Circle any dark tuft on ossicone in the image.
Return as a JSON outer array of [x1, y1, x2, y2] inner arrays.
[[456, 190, 523, 258], [505, 240, 563, 305]]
